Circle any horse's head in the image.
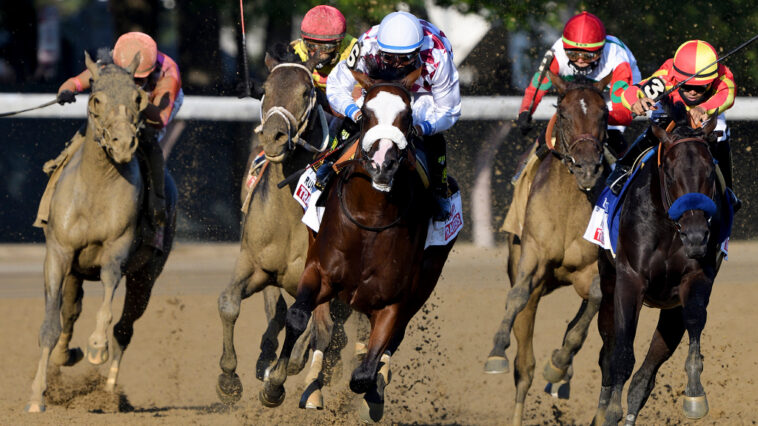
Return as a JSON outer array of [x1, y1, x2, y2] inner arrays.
[[652, 114, 719, 259], [257, 45, 320, 163], [86, 50, 149, 164], [350, 67, 421, 192], [548, 71, 611, 191]]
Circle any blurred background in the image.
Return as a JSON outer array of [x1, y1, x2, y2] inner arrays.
[[1, 0, 757, 244]]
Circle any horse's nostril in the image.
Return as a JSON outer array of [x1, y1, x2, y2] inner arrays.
[[130, 139, 136, 149]]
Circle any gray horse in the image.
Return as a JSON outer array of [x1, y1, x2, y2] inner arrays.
[[26, 51, 177, 413], [216, 46, 365, 409]]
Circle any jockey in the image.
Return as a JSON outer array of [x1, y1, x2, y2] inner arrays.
[[291, 5, 357, 93], [44, 31, 182, 250], [326, 11, 461, 221], [607, 39, 738, 208], [517, 11, 641, 159]]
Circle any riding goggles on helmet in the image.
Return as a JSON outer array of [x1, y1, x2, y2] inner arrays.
[[565, 49, 601, 62], [379, 51, 419, 67]]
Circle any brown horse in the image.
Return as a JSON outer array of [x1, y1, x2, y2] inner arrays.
[[484, 71, 612, 425], [216, 46, 363, 409], [258, 68, 457, 422], [26, 51, 177, 412], [593, 113, 729, 425]]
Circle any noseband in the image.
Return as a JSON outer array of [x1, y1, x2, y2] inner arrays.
[[255, 63, 329, 153], [657, 136, 717, 230], [88, 100, 141, 150]]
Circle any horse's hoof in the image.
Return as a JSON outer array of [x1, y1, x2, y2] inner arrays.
[[484, 356, 509, 374], [216, 373, 243, 406], [544, 380, 571, 399], [25, 402, 46, 413], [259, 386, 286, 408], [299, 388, 323, 410], [86, 344, 109, 365], [683, 395, 709, 419], [358, 396, 384, 423], [542, 358, 567, 383]]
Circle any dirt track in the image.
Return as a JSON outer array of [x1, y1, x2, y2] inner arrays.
[[1, 241, 757, 425]]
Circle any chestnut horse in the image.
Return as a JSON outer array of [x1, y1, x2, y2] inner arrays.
[[484, 72, 612, 425], [259, 68, 457, 422], [26, 52, 177, 412], [593, 113, 731, 425]]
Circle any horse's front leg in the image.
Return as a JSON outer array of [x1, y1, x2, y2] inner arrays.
[[353, 304, 402, 423], [50, 274, 84, 367], [591, 253, 615, 426], [485, 245, 545, 374], [625, 307, 685, 425], [260, 262, 327, 407], [603, 270, 645, 425], [679, 274, 714, 420], [26, 246, 73, 413], [544, 274, 602, 398], [299, 301, 334, 410], [86, 255, 125, 366]]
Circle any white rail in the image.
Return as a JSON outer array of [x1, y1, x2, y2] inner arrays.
[[2, 93, 757, 121]]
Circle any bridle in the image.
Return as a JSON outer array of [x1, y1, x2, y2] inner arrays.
[[551, 91, 605, 169], [657, 135, 718, 232], [254, 63, 330, 154], [359, 82, 415, 162], [88, 95, 142, 151]]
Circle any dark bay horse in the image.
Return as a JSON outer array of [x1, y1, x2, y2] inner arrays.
[[26, 51, 177, 412], [594, 114, 730, 425], [216, 46, 358, 409], [259, 67, 457, 422], [484, 71, 612, 425]]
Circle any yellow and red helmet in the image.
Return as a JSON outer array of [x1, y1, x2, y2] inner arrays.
[[300, 5, 346, 42], [672, 40, 719, 85], [562, 11, 606, 52], [113, 32, 157, 78]]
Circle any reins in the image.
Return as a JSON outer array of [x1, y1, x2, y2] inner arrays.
[[336, 164, 413, 232]]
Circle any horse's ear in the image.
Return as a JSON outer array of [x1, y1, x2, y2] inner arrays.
[[702, 111, 718, 135], [85, 50, 100, 80], [303, 55, 319, 72], [547, 70, 566, 94], [594, 73, 613, 92], [264, 52, 279, 72], [351, 69, 375, 91], [400, 67, 422, 91], [650, 124, 670, 145], [125, 52, 141, 76], [135, 87, 150, 112]]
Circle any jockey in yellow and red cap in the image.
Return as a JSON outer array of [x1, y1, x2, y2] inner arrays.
[[608, 40, 738, 208]]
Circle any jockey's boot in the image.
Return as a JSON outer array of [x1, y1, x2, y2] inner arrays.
[[606, 127, 655, 195], [714, 139, 741, 213], [605, 129, 627, 162], [140, 138, 167, 252], [314, 161, 334, 191], [426, 133, 451, 222]]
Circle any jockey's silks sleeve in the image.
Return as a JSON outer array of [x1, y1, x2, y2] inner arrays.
[[151, 52, 182, 128], [622, 59, 736, 116], [58, 69, 93, 94]]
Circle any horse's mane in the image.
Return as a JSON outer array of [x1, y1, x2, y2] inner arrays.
[[559, 75, 604, 99], [656, 96, 714, 140], [267, 43, 304, 64]]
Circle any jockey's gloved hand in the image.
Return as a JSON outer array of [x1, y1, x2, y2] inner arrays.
[[57, 90, 76, 105], [517, 111, 532, 135]]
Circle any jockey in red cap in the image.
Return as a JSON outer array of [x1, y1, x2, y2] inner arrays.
[[607, 40, 738, 210], [516, 11, 640, 165], [291, 5, 357, 92], [39, 32, 183, 250]]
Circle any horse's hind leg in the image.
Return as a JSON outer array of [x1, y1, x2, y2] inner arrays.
[[108, 269, 157, 392], [510, 286, 542, 426], [485, 246, 544, 374], [544, 275, 602, 399], [217, 260, 268, 404], [26, 247, 73, 413], [625, 307, 684, 425], [51, 274, 84, 367]]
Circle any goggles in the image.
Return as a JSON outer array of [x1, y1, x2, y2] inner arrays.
[[303, 40, 339, 56], [565, 49, 601, 62], [680, 83, 711, 94], [379, 51, 419, 68]]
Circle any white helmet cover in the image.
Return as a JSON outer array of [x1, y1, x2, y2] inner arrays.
[[377, 11, 424, 54]]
